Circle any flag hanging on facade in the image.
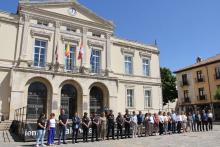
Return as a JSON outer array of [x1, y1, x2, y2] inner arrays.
[[90, 49, 95, 65], [65, 43, 70, 57], [55, 43, 59, 63], [77, 42, 84, 60]]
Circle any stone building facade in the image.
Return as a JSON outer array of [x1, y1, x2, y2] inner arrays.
[[0, 0, 162, 120]]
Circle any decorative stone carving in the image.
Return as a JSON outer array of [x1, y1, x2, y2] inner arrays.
[[88, 40, 105, 49], [121, 47, 135, 55], [139, 51, 152, 58], [30, 29, 52, 41], [61, 35, 80, 44]]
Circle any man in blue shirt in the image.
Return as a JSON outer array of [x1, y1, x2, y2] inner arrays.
[[201, 110, 208, 131], [58, 109, 68, 145], [137, 111, 144, 137]]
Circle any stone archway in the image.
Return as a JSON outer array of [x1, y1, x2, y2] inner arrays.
[[89, 82, 109, 114], [59, 80, 83, 117], [25, 77, 53, 120]]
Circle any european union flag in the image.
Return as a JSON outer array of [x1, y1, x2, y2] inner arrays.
[[90, 49, 95, 65]]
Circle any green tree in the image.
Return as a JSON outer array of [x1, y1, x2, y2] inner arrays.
[[160, 67, 178, 105], [214, 87, 220, 100]]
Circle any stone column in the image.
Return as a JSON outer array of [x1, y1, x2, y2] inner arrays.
[[82, 94, 89, 115], [82, 27, 88, 68], [106, 33, 112, 72], [20, 14, 30, 62], [51, 93, 60, 118]]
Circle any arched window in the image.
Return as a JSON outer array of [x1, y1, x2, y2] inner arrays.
[[27, 82, 47, 119]]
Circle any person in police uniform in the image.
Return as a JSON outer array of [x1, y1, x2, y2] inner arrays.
[[91, 112, 99, 142], [116, 112, 124, 139], [81, 112, 90, 142], [124, 109, 131, 138], [107, 110, 115, 140]]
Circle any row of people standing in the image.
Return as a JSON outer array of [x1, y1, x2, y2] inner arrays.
[[35, 109, 214, 146]]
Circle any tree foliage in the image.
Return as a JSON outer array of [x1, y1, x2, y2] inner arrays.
[[160, 67, 178, 105], [215, 87, 220, 100]]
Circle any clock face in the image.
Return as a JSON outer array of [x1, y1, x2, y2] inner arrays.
[[68, 8, 77, 16]]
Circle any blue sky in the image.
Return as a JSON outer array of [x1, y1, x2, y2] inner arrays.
[[1, 0, 220, 72]]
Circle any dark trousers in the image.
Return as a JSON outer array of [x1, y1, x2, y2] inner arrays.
[[91, 126, 98, 141], [208, 118, 213, 130], [159, 122, 164, 135], [107, 125, 115, 139], [197, 121, 202, 131], [59, 126, 66, 143], [192, 122, 196, 132], [124, 123, 130, 138], [171, 121, 176, 133], [72, 128, 79, 143], [82, 127, 88, 142], [202, 121, 208, 131], [168, 122, 172, 132], [117, 125, 123, 139], [177, 121, 182, 133]]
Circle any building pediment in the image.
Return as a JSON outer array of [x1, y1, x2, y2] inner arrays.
[[19, 0, 114, 30]]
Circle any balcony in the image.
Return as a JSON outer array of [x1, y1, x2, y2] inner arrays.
[[180, 80, 189, 87], [197, 95, 207, 101], [195, 76, 205, 83], [183, 97, 191, 103]]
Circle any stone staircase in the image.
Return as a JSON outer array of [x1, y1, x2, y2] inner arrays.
[[0, 120, 13, 143]]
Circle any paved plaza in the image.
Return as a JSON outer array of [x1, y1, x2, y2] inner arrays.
[[1, 125, 220, 147]]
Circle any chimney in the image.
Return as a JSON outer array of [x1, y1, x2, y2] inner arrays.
[[196, 57, 202, 63]]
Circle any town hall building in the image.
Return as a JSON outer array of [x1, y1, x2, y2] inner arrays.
[[0, 0, 162, 121]]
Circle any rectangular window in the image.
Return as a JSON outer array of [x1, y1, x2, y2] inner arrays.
[[37, 20, 48, 26], [33, 39, 47, 67], [66, 27, 76, 33], [198, 87, 206, 100], [91, 49, 101, 73], [182, 74, 188, 85], [125, 55, 133, 75], [196, 70, 204, 82], [143, 58, 150, 76], [215, 67, 220, 79], [144, 90, 151, 108], [183, 90, 189, 98], [127, 89, 134, 107], [65, 45, 76, 70], [92, 33, 101, 38]]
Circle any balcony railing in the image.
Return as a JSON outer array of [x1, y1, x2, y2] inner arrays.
[[197, 95, 207, 101], [183, 97, 191, 103], [180, 80, 189, 87], [195, 76, 205, 83]]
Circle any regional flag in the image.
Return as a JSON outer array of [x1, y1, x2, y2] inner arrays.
[[65, 43, 70, 57], [78, 42, 84, 60]]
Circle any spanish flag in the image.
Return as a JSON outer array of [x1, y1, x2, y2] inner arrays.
[[65, 43, 70, 57]]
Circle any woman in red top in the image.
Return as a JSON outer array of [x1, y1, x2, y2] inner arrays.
[[153, 113, 160, 135]]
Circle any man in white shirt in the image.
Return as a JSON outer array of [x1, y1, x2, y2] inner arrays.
[[131, 111, 138, 138], [176, 112, 182, 133], [149, 113, 154, 136], [208, 109, 213, 130], [158, 111, 164, 135]]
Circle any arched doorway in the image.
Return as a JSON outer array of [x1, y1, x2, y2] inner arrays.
[[61, 84, 77, 119], [27, 82, 47, 119], [90, 84, 109, 114]]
